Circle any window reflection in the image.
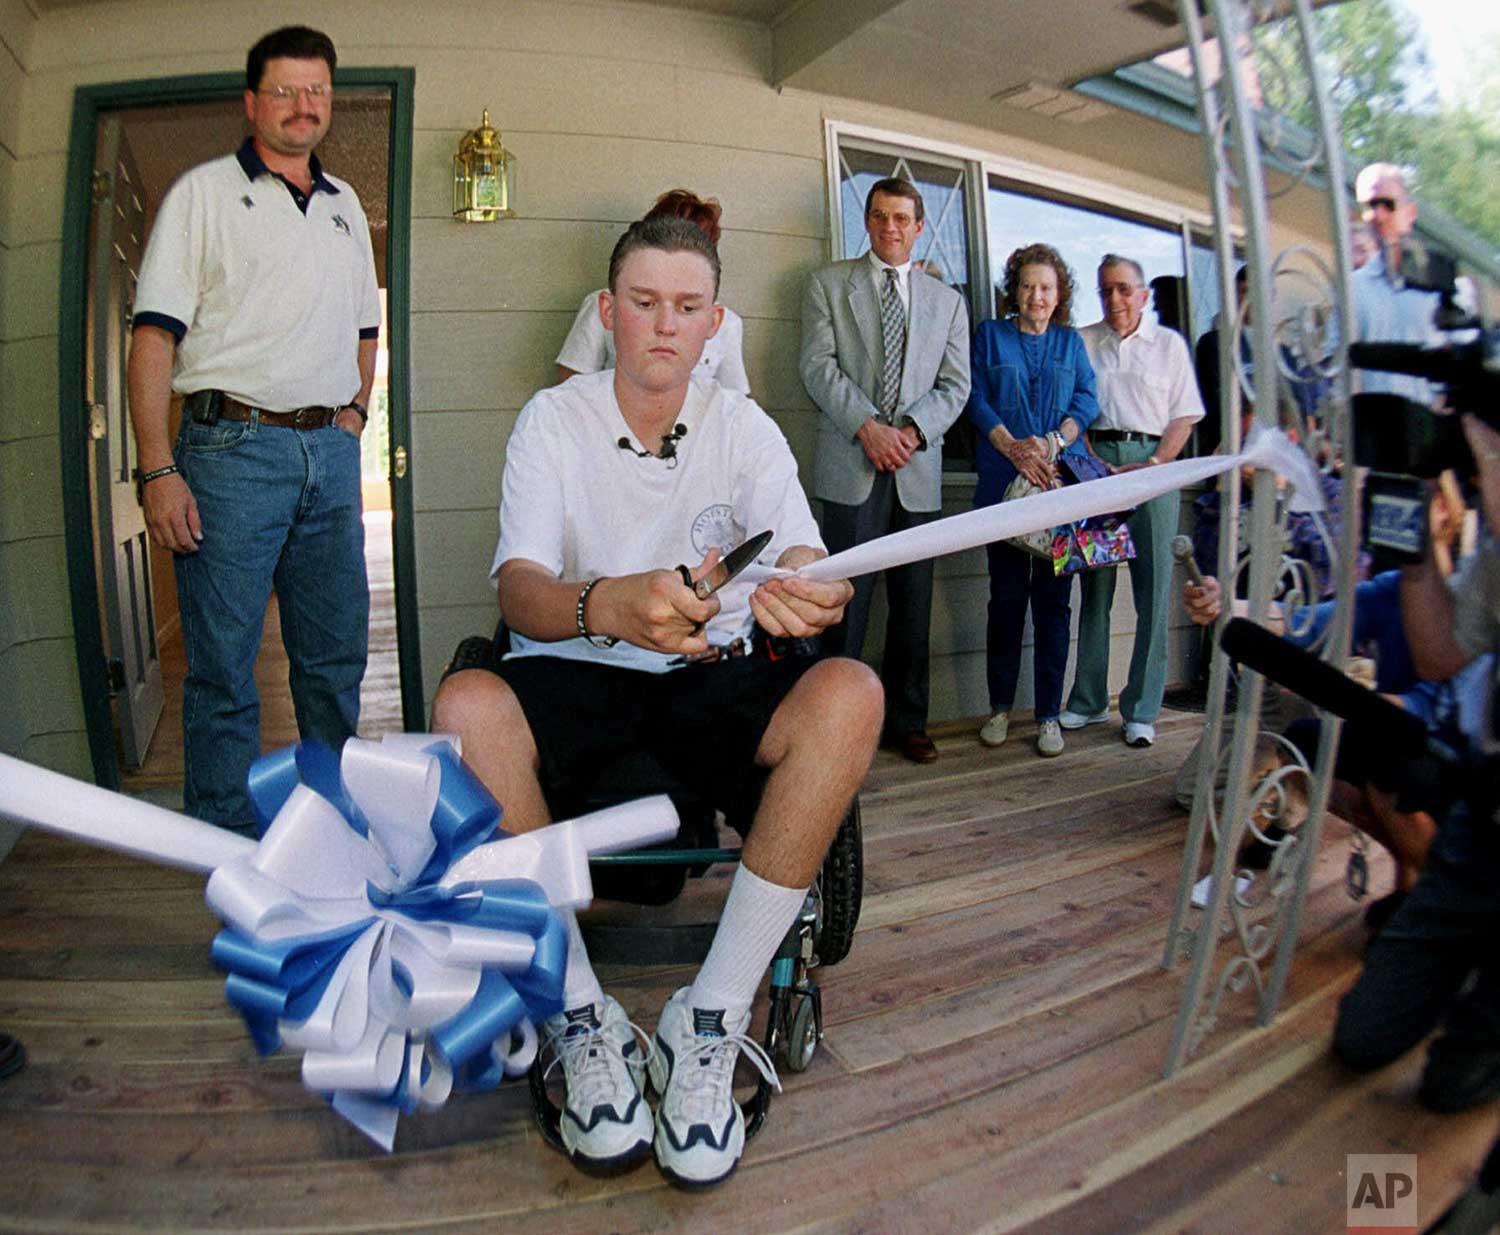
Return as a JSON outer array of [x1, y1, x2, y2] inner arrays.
[[985, 180, 1186, 332]]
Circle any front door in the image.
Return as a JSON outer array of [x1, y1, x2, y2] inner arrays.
[[89, 115, 163, 769]]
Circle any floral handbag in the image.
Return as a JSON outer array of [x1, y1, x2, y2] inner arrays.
[[1050, 451, 1135, 575], [1002, 451, 1136, 575]]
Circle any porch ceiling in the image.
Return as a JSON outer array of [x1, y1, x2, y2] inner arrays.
[[36, 0, 1336, 235], [661, 0, 1337, 237]]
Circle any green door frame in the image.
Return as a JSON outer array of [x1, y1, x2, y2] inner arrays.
[[59, 67, 421, 789]]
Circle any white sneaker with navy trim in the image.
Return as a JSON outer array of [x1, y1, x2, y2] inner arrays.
[[541, 995, 653, 1171], [649, 987, 780, 1188], [1124, 721, 1156, 748], [1059, 707, 1110, 730]]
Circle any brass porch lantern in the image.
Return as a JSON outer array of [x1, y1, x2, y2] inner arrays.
[[452, 110, 515, 222]]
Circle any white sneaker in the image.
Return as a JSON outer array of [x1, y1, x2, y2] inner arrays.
[[1190, 872, 1254, 908], [1059, 708, 1110, 731], [649, 987, 780, 1188], [1036, 719, 1065, 757], [979, 711, 1010, 747], [1123, 721, 1156, 748], [541, 996, 653, 1171]]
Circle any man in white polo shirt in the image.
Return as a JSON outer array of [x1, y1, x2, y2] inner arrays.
[[1062, 253, 1204, 748], [128, 25, 380, 830]]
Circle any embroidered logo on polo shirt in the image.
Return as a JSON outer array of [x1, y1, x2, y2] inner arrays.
[[332, 214, 352, 236], [241, 195, 255, 209]]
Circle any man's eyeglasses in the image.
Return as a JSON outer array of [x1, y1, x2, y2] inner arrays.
[[1362, 196, 1399, 214], [1098, 282, 1142, 297], [259, 83, 332, 103]]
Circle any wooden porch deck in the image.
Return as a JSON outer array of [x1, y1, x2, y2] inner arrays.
[[2, 711, 1496, 1232]]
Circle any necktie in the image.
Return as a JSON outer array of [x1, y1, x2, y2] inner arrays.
[[880, 267, 907, 419]]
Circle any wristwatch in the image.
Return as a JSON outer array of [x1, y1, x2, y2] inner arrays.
[[341, 401, 368, 427]]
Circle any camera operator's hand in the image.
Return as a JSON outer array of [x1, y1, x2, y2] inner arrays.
[[1462, 414, 1500, 534]]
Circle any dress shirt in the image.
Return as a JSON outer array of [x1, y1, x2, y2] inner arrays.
[[1353, 252, 1442, 405], [1080, 315, 1204, 435], [867, 250, 912, 313]]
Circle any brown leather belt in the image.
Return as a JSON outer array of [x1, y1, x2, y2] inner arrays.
[[219, 395, 342, 430]]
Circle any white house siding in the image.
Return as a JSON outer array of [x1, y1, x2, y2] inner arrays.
[[0, 0, 1322, 812]]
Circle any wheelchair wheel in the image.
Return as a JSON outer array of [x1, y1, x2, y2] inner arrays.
[[814, 798, 862, 966], [785, 992, 819, 1073]]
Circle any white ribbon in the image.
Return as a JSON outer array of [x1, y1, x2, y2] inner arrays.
[[739, 427, 1321, 587]]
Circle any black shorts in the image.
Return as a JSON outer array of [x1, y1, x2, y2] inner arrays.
[[494, 652, 818, 828]]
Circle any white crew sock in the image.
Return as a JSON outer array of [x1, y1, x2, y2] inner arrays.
[[559, 908, 605, 1013], [687, 865, 808, 1021]]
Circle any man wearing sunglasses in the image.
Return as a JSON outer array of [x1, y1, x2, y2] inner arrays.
[[128, 26, 380, 832], [1352, 162, 1442, 406]]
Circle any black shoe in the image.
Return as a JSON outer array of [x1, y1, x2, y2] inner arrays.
[[1420, 1039, 1500, 1113], [883, 730, 938, 764]]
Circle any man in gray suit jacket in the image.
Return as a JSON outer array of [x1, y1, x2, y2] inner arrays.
[[800, 177, 971, 763]]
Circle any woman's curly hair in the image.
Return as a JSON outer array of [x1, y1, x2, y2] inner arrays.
[[1000, 243, 1076, 329]]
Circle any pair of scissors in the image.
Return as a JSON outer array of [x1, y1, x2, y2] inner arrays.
[[676, 529, 774, 600]]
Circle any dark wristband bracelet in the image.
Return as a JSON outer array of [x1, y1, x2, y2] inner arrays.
[[576, 578, 618, 649], [135, 464, 180, 485], [341, 401, 368, 426]]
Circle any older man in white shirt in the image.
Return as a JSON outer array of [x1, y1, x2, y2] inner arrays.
[[1061, 254, 1205, 747]]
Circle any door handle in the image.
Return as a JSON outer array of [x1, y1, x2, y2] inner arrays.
[[393, 445, 408, 479]]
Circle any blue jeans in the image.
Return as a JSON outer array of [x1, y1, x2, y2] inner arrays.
[[985, 540, 1071, 719], [173, 413, 368, 827]]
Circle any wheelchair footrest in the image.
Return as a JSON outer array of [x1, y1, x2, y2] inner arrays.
[[579, 922, 719, 967]]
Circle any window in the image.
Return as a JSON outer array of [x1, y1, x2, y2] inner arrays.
[[985, 179, 1186, 332], [1187, 233, 1227, 342]]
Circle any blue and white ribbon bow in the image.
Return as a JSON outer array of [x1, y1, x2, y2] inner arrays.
[[0, 738, 678, 1151], [202, 734, 676, 1150]]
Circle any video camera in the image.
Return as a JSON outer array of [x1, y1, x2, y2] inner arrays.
[[1349, 247, 1500, 566]]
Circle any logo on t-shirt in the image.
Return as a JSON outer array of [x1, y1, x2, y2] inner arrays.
[[691, 504, 739, 557], [332, 214, 352, 236]]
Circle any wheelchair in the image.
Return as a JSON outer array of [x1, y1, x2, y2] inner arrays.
[[442, 625, 864, 1145]]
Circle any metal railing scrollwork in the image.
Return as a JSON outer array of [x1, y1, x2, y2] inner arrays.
[[1162, 0, 1361, 1075]]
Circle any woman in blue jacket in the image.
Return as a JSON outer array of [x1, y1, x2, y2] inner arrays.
[[968, 243, 1099, 756]]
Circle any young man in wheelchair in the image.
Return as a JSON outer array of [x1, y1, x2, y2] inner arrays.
[[432, 215, 882, 1188]]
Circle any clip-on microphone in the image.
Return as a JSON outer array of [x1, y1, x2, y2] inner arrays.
[[617, 423, 688, 464]]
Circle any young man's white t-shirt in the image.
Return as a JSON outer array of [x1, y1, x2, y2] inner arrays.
[[492, 371, 821, 673], [555, 290, 751, 394]]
